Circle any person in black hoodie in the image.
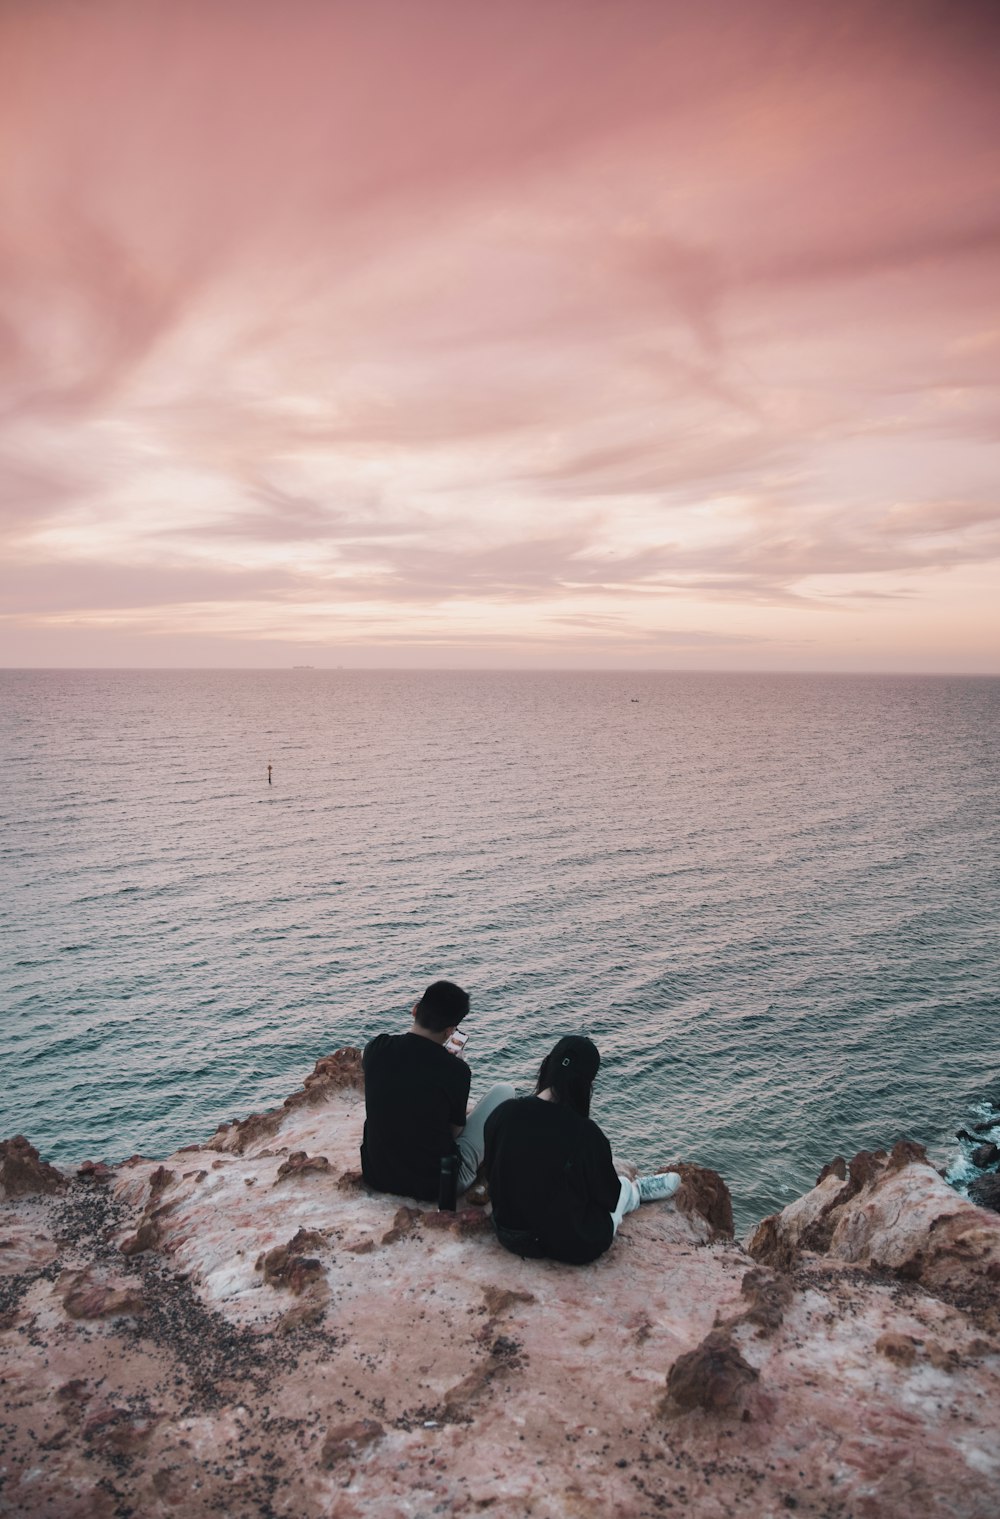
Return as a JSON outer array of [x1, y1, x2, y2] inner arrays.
[[484, 1034, 680, 1265]]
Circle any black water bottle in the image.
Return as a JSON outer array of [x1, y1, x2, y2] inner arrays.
[[438, 1153, 457, 1212]]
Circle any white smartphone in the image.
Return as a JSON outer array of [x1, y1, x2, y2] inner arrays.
[[445, 1028, 469, 1057]]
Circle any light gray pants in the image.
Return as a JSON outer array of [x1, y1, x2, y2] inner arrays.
[[610, 1174, 641, 1235], [455, 1082, 516, 1192]]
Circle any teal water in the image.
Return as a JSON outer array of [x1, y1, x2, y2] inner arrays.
[[2, 670, 999, 1233]]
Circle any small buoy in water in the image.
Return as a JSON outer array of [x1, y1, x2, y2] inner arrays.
[[267, 763, 272, 785]]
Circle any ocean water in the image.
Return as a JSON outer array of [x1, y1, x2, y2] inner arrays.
[[2, 669, 999, 1235]]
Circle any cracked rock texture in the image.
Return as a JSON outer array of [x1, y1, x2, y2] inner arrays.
[[2, 1051, 999, 1517]]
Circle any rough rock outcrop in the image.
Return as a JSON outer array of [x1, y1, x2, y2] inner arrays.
[[0, 1135, 66, 1199], [664, 1328, 759, 1414], [656, 1160, 734, 1238], [274, 1150, 331, 1182], [207, 1047, 364, 1156], [255, 1229, 327, 1292], [2, 1062, 999, 1518], [77, 1159, 115, 1184], [59, 1267, 146, 1320], [747, 1139, 1000, 1332]]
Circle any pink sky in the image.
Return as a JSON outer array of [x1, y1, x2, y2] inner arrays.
[[1, 0, 999, 670]]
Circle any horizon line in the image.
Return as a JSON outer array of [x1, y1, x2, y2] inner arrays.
[[2, 665, 998, 678]]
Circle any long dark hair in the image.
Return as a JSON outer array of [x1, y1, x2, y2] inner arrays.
[[535, 1035, 600, 1118]]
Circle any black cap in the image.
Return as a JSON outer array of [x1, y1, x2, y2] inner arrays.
[[550, 1034, 600, 1081]]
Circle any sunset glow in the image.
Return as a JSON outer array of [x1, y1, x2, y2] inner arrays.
[[2, 0, 999, 669]]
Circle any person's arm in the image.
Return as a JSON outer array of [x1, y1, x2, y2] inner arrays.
[[448, 1062, 472, 1138], [483, 1103, 503, 1170], [588, 1123, 625, 1212], [361, 1032, 388, 1075]]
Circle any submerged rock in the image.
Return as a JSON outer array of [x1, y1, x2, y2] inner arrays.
[[969, 1172, 1000, 1213]]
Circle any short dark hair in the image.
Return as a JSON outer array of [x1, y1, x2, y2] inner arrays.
[[414, 979, 470, 1033]]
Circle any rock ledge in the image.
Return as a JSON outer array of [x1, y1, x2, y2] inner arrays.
[[2, 1052, 998, 1518]]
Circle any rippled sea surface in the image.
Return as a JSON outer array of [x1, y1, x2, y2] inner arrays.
[[3, 670, 999, 1232]]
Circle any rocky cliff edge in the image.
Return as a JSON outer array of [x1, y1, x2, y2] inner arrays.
[[2, 1051, 999, 1518]]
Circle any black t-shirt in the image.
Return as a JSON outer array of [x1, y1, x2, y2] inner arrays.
[[360, 1032, 471, 1201], [484, 1096, 622, 1265]]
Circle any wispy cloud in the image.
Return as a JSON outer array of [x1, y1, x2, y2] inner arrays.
[[1, 0, 999, 668]]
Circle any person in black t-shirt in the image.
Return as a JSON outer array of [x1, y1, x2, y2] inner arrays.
[[484, 1034, 681, 1265], [361, 979, 515, 1202]]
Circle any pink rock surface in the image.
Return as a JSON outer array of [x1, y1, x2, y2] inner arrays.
[[747, 1140, 1000, 1335], [2, 1054, 998, 1517]]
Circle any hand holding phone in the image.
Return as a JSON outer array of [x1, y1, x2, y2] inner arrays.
[[445, 1028, 469, 1058]]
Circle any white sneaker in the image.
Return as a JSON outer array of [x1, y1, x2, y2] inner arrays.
[[637, 1171, 681, 1203]]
